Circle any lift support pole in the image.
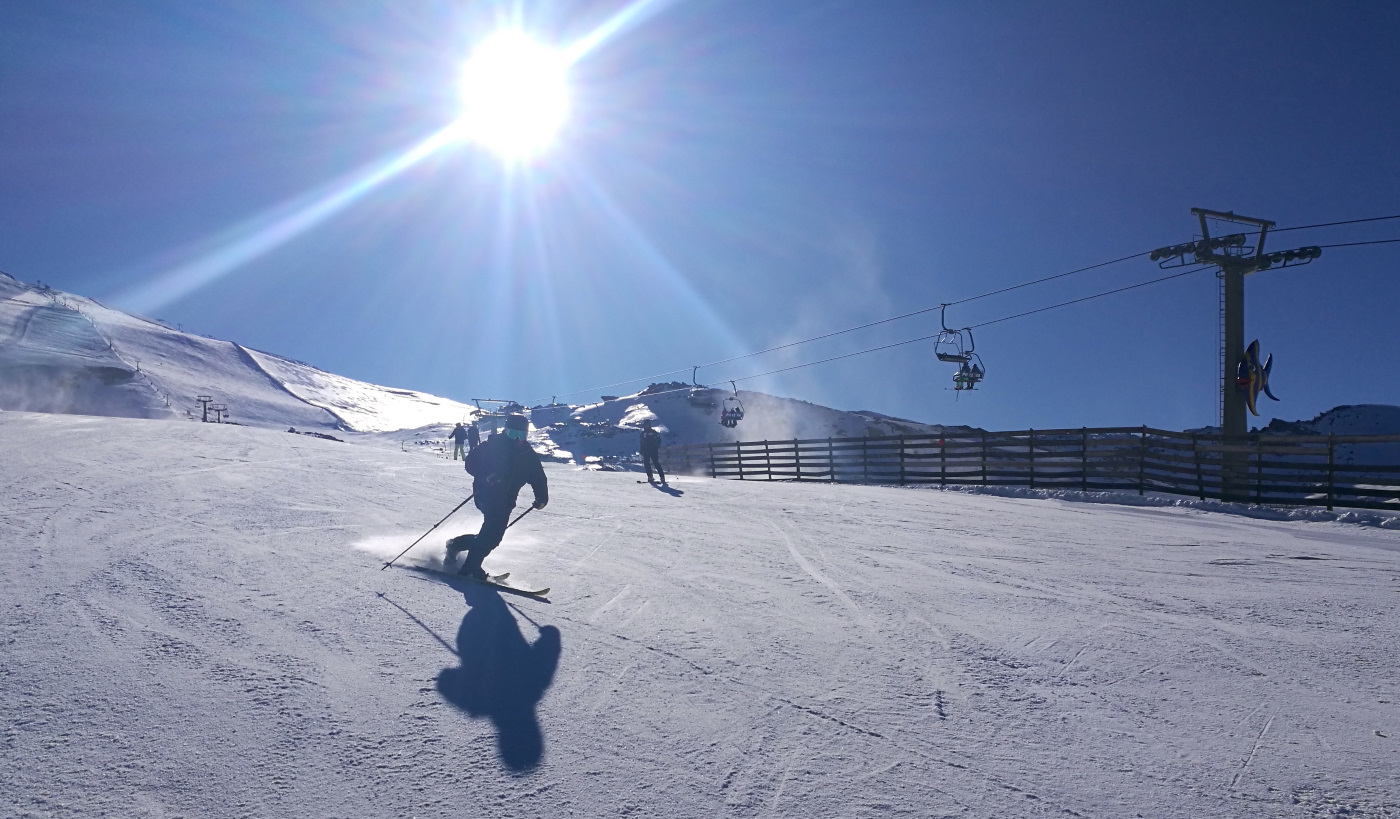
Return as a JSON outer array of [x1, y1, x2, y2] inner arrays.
[[1190, 208, 1275, 500], [1153, 210, 1321, 502]]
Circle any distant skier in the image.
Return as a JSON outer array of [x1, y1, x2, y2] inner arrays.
[[449, 423, 469, 460], [447, 414, 548, 581], [467, 421, 480, 452], [639, 419, 666, 485]]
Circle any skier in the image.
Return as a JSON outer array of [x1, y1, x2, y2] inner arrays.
[[447, 414, 548, 581], [639, 419, 666, 485], [449, 423, 469, 460], [467, 421, 480, 452]]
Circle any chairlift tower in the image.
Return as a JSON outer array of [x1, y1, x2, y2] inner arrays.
[[196, 395, 214, 423], [1153, 208, 1322, 498], [472, 398, 521, 436]]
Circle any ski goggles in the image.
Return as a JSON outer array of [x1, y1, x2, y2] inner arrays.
[[504, 428, 528, 440]]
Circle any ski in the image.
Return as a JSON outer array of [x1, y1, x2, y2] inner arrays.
[[408, 566, 549, 598], [439, 563, 509, 582], [469, 576, 550, 598]]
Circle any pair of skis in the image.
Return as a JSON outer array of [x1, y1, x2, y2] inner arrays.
[[429, 565, 550, 598], [383, 502, 548, 597]]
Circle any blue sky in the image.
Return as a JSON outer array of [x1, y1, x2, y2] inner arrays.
[[3, 0, 1397, 432]]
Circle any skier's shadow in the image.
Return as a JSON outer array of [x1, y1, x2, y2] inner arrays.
[[649, 482, 684, 497], [435, 584, 561, 774]]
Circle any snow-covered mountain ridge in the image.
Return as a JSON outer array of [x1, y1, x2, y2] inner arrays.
[[5, 272, 1400, 465], [0, 272, 476, 432], [1262, 404, 1400, 437], [0, 273, 966, 458]]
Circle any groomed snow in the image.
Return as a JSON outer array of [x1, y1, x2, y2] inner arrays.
[[2, 411, 1398, 818]]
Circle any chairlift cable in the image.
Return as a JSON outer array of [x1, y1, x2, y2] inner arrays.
[[726, 265, 1215, 385], [1314, 238, 1400, 249], [944, 249, 1154, 307], [538, 244, 1162, 403], [697, 249, 1155, 371], [534, 212, 1400, 405], [969, 265, 1214, 330], [1270, 214, 1400, 234]]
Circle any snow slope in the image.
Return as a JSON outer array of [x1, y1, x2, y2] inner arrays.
[[0, 277, 164, 419], [531, 384, 962, 463], [0, 274, 954, 450], [1261, 405, 1400, 467], [0, 273, 479, 432], [244, 347, 476, 433], [3, 411, 1397, 818], [1266, 404, 1400, 437]]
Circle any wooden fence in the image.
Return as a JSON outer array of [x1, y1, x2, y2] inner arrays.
[[660, 427, 1400, 512]]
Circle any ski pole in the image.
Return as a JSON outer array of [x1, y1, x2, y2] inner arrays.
[[382, 494, 474, 570], [504, 506, 536, 531]]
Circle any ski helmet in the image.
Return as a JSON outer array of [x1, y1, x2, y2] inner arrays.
[[504, 414, 529, 440]]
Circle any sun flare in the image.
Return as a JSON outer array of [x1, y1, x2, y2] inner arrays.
[[458, 30, 569, 160]]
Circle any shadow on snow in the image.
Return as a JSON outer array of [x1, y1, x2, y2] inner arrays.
[[435, 582, 561, 774]]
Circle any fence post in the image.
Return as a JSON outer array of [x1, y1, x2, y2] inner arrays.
[[899, 435, 907, 486], [1193, 433, 1204, 500], [1028, 429, 1036, 489], [940, 437, 947, 487], [765, 440, 772, 482], [1326, 433, 1335, 511], [736, 441, 745, 481], [709, 443, 717, 479], [980, 430, 988, 486], [1258, 435, 1270, 504], [793, 438, 802, 482], [828, 438, 836, 482], [1138, 426, 1146, 495], [863, 438, 869, 484], [1081, 427, 1088, 492]]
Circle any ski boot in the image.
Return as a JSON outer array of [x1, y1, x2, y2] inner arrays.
[[456, 563, 489, 582], [445, 534, 475, 564]]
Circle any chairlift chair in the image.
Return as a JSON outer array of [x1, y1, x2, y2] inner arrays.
[[688, 365, 719, 408], [934, 304, 971, 364], [688, 389, 718, 408], [952, 354, 986, 391], [935, 305, 986, 390], [719, 382, 745, 428]]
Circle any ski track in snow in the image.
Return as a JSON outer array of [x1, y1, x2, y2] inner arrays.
[[2, 412, 1400, 818], [769, 519, 866, 622]]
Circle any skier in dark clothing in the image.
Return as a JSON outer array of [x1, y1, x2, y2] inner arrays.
[[447, 414, 548, 580], [466, 421, 480, 452], [449, 423, 469, 460], [639, 419, 666, 485]]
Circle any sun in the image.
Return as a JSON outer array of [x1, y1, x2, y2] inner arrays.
[[458, 30, 569, 160]]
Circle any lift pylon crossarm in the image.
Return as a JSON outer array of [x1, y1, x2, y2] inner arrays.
[[1253, 246, 1323, 271], [1152, 234, 1250, 265], [1190, 208, 1277, 230]]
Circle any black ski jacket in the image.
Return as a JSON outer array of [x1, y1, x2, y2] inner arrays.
[[465, 434, 548, 511], [449, 425, 468, 443], [639, 428, 661, 457], [467, 424, 480, 447]]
